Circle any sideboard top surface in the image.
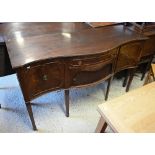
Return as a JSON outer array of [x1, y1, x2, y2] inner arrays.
[[2, 23, 147, 69]]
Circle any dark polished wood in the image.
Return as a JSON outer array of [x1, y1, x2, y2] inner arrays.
[[26, 102, 37, 130], [1, 23, 147, 130], [127, 23, 155, 80], [2, 22, 90, 40], [105, 76, 113, 101], [86, 22, 120, 28], [114, 40, 146, 91], [3, 24, 146, 69], [65, 89, 69, 117]]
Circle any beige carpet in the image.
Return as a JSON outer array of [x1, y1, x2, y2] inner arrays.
[[0, 73, 144, 133]]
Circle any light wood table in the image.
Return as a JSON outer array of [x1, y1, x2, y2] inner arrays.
[[96, 82, 155, 133]]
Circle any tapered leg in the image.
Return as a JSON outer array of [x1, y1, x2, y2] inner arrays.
[[123, 70, 129, 87], [25, 102, 37, 130], [105, 77, 113, 101], [95, 117, 107, 133], [65, 89, 69, 117], [126, 68, 136, 92]]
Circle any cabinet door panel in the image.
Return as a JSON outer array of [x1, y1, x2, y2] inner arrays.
[[17, 61, 64, 101]]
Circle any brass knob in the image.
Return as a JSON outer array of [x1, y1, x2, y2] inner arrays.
[[43, 75, 48, 81]]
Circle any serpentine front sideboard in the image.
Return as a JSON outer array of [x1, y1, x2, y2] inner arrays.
[[1, 23, 146, 130]]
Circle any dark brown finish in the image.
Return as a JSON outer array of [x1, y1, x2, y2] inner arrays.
[[16, 59, 65, 102], [65, 89, 69, 117], [114, 40, 146, 92], [126, 68, 136, 92], [115, 41, 145, 73], [67, 49, 118, 88], [2, 23, 147, 130], [3, 25, 146, 69], [86, 22, 120, 28], [127, 23, 155, 80], [1, 22, 90, 40], [122, 70, 129, 87], [105, 77, 113, 101], [26, 102, 37, 130]]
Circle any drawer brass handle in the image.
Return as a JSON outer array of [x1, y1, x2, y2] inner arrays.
[[43, 75, 48, 81]]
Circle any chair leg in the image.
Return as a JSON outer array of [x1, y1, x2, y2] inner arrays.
[[143, 68, 152, 85], [141, 59, 153, 81], [141, 65, 147, 81], [105, 76, 113, 101], [123, 70, 129, 87], [65, 89, 69, 117], [126, 68, 136, 92], [25, 102, 37, 130]]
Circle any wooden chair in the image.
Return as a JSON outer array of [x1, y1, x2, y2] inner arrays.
[[114, 40, 146, 92], [125, 22, 155, 81], [143, 63, 155, 85]]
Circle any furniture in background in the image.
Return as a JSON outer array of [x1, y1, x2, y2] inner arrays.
[[86, 22, 121, 28], [96, 82, 155, 133], [126, 22, 155, 81], [1, 23, 147, 130], [114, 39, 146, 92], [144, 63, 155, 85]]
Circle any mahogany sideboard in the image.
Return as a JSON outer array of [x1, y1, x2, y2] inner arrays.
[[1, 23, 147, 130]]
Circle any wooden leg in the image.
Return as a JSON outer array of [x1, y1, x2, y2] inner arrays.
[[141, 64, 148, 81], [143, 69, 151, 85], [141, 58, 153, 81], [151, 66, 155, 81], [65, 89, 69, 117], [105, 76, 113, 101], [25, 102, 37, 130], [95, 117, 107, 133], [123, 70, 129, 87], [126, 68, 135, 92]]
